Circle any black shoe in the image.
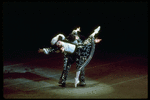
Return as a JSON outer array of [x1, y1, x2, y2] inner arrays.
[[58, 79, 66, 87], [61, 82, 66, 87], [79, 81, 86, 86]]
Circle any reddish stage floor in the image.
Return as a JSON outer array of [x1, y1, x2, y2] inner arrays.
[[3, 51, 148, 99]]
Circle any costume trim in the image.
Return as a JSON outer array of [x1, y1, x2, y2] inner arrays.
[[78, 37, 95, 71]]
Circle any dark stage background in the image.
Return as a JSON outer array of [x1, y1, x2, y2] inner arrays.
[[2, 1, 148, 60]]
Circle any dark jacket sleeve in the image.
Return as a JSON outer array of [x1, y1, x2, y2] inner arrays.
[[79, 34, 86, 41], [66, 34, 76, 42]]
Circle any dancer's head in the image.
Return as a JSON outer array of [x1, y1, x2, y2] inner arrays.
[[51, 34, 65, 45]]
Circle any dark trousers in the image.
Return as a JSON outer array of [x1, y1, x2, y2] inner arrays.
[[59, 45, 91, 84], [59, 54, 86, 84], [59, 36, 95, 85]]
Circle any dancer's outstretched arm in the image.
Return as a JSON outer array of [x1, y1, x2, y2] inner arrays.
[[38, 47, 60, 54]]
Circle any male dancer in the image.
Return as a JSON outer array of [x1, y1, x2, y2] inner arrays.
[[38, 26, 102, 87]]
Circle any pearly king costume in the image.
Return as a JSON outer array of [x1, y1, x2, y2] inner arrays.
[[41, 26, 101, 87]]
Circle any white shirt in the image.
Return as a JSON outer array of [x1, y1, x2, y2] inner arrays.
[[51, 34, 65, 45], [60, 41, 76, 54]]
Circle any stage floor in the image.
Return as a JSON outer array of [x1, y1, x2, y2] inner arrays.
[[3, 51, 148, 99]]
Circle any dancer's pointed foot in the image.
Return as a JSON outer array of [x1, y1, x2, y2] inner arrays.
[[75, 78, 80, 88], [90, 26, 101, 37], [79, 81, 86, 86]]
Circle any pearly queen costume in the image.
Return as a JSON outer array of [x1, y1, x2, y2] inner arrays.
[[42, 26, 101, 87]]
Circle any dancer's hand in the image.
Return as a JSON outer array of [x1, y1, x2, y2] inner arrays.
[[94, 38, 102, 43], [38, 48, 44, 53], [76, 27, 81, 32], [60, 47, 65, 53]]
